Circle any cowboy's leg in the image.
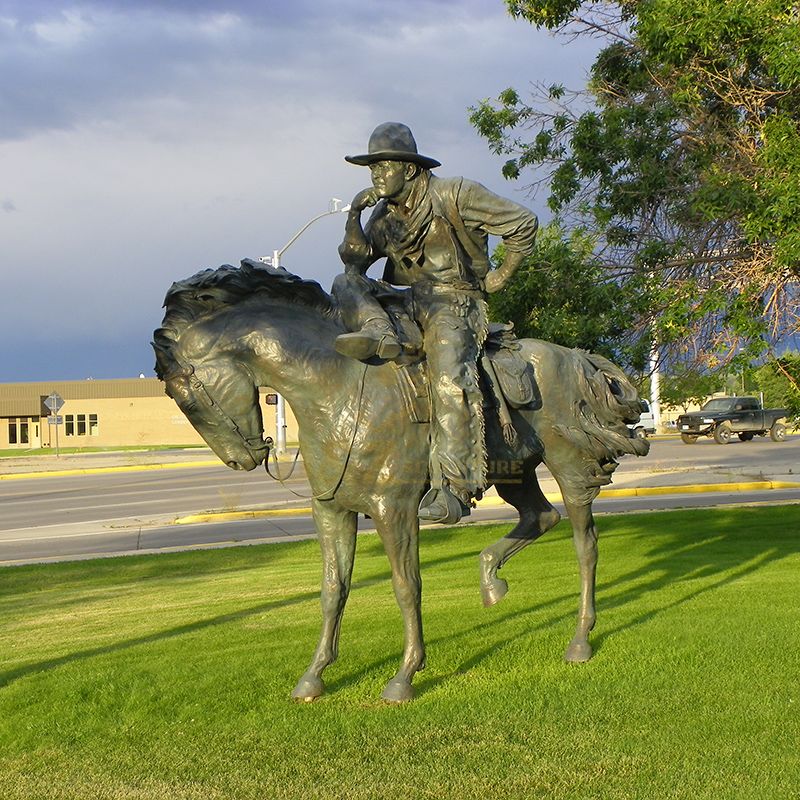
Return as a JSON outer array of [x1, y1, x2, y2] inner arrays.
[[331, 272, 401, 360], [420, 297, 484, 503]]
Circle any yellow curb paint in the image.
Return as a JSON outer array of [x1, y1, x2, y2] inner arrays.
[[0, 461, 221, 481], [175, 480, 800, 524], [175, 508, 314, 525], [475, 480, 800, 507]]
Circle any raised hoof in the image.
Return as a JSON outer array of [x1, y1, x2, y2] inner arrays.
[[291, 674, 325, 702], [564, 639, 593, 663], [381, 678, 415, 704], [481, 577, 509, 607]]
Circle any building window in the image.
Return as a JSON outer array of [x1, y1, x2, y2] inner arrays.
[[8, 419, 17, 445], [64, 413, 97, 437], [19, 421, 29, 444]]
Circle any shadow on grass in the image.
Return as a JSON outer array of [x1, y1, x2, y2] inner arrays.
[[4, 507, 797, 697], [331, 506, 800, 696], [0, 543, 484, 690]]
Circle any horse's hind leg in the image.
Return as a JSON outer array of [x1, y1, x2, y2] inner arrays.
[[561, 496, 599, 663], [479, 465, 561, 607], [292, 501, 357, 702]]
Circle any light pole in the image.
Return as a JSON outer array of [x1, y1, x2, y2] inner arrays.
[[259, 198, 350, 454]]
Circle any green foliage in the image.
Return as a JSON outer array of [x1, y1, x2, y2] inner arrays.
[[487, 223, 650, 369], [471, 0, 800, 372], [754, 352, 800, 424], [659, 369, 722, 411]]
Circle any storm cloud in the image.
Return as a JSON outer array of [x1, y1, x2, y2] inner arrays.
[[0, 0, 599, 380]]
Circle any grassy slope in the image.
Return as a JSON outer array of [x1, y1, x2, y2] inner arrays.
[[0, 506, 798, 800]]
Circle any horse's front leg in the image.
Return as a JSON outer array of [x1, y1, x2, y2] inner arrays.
[[291, 500, 357, 702], [374, 509, 425, 703]]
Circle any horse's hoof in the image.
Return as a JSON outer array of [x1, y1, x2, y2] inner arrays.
[[291, 674, 325, 702], [481, 577, 508, 607], [381, 678, 415, 704], [564, 639, 592, 663]]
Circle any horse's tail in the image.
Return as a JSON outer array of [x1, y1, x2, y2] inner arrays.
[[552, 349, 650, 471]]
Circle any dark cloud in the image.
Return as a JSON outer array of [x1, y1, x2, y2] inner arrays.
[[0, 0, 601, 380]]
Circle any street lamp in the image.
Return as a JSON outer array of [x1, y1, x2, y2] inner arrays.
[[258, 198, 351, 454]]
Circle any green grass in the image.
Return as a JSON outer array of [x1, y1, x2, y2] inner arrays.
[[1, 506, 798, 799]]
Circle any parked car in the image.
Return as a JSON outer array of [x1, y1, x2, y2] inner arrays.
[[676, 396, 788, 444], [628, 399, 656, 439]]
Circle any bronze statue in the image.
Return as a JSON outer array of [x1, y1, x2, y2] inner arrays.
[[333, 122, 539, 524], [154, 259, 649, 703]]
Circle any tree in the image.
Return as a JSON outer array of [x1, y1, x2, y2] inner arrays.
[[659, 369, 722, 412], [754, 352, 800, 424], [471, 0, 800, 376], [488, 222, 651, 369]]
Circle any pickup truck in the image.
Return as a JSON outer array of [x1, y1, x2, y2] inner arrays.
[[628, 399, 656, 439], [676, 396, 788, 444]]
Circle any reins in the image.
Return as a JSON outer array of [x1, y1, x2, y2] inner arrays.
[[262, 362, 369, 502]]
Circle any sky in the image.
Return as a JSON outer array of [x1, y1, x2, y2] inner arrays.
[[1, 0, 600, 382]]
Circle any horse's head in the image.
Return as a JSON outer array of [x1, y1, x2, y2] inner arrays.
[[154, 260, 340, 469], [153, 328, 269, 472]]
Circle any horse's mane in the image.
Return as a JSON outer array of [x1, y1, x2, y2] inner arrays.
[[153, 258, 338, 379]]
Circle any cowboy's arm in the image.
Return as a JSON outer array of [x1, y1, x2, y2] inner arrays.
[[338, 188, 382, 275], [459, 180, 538, 293]]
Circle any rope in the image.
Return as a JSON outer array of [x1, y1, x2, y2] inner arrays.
[[262, 362, 369, 502]]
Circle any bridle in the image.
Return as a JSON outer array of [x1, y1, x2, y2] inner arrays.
[[163, 363, 269, 458], [164, 359, 369, 502]]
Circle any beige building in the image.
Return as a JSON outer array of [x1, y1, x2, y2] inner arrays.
[[0, 377, 297, 450]]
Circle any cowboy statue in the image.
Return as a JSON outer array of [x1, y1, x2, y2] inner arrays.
[[332, 122, 539, 524]]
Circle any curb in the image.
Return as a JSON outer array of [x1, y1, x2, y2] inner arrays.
[[171, 480, 800, 525]]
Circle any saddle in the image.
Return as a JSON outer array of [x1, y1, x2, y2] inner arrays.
[[393, 321, 540, 443]]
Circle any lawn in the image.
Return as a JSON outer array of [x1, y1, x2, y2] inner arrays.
[[1, 506, 798, 799]]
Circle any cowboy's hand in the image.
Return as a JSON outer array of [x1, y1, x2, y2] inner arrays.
[[484, 270, 508, 293], [351, 188, 380, 213]]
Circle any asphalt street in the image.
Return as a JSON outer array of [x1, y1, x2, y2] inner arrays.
[[2, 436, 798, 565]]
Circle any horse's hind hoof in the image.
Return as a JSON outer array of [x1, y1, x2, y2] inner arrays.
[[564, 640, 593, 663], [481, 576, 509, 607], [381, 678, 415, 704], [291, 674, 325, 702]]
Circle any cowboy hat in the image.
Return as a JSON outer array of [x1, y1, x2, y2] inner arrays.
[[345, 122, 441, 169]]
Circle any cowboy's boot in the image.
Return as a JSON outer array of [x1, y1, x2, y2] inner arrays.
[[418, 484, 472, 525], [335, 318, 402, 361]]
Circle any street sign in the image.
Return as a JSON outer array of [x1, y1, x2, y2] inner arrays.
[[47, 416, 63, 425], [44, 392, 64, 413]]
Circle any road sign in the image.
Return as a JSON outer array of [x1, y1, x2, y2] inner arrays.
[[44, 392, 64, 413], [47, 416, 63, 425]]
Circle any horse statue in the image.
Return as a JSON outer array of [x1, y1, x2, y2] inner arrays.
[[153, 258, 649, 703]]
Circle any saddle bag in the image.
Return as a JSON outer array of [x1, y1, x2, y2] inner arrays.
[[487, 347, 538, 409], [483, 322, 539, 409]]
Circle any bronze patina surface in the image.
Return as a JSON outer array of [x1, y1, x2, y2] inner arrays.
[[334, 122, 539, 523], [154, 259, 648, 703]]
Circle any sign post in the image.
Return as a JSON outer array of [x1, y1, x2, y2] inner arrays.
[[44, 392, 65, 457]]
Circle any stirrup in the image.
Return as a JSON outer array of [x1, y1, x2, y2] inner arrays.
[[418, 487, 471, 525]]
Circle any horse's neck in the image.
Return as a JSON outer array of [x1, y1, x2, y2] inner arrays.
[[233, 302, 357, 416]]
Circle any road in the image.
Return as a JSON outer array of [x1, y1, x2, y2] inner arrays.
[[2, 436, 798, 565]]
